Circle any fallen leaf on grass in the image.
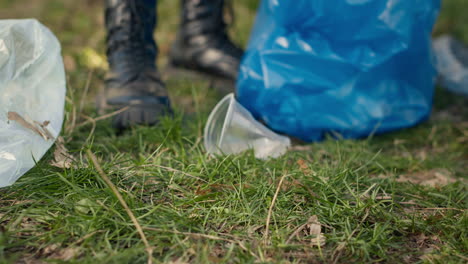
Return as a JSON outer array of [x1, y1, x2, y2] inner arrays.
[[42, 243, 60, 255], [50, 136, 76, 169], [19, 246, 81, 263], [297, 159, 308, 171], [409, 233, 443, 261], [41, 243, 80, 261], [306, 216, 326, 247], [397, 169, 457, 187], [49, 247, 80, 261], [297, 159, 316, 175], [287, 215, 326, 247], [281, 177, 304, 192]]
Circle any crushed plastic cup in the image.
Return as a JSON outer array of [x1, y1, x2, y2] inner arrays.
[[204, 93, 291, 159], [0, 19, 66, 187], [433, 35, 468, 96]]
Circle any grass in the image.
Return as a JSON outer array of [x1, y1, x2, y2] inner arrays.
[[0, 0, 467, 263]]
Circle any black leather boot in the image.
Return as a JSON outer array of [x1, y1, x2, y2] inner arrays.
[[169, 0, 243, 81], [102, 0, 172, 131]]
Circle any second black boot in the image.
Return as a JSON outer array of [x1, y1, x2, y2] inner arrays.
[[169, 0, 244, 81], [102, 0, 172, 131]]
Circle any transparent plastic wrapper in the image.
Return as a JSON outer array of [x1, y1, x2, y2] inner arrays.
[[433, 35, 468, 96], [204, 93, 291, 159], [0, 19, 66, 187], [237, 0, 441, 142]]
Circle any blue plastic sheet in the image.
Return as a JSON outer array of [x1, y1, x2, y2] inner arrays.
[[237, 0, 441, 142]]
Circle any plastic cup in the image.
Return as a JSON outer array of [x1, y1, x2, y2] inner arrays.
[[204, 93, 291, 159]]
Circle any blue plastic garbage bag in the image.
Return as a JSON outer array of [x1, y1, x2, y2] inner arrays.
[[237, 0, 441, 142]]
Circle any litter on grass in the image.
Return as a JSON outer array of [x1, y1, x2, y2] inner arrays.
[[204, 93, 291, 159], [237, 0, 441, 142], [433, 35, 468, 96], [0, 19, 66, 187]]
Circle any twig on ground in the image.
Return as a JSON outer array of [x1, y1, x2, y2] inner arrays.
[[455, 253, 468, 261], [87, 150, 153, 264], [420, 208, 465, 211], [263, 173, 289, 245], [75, 106, 130, 129], [80, 114, 97, 143]]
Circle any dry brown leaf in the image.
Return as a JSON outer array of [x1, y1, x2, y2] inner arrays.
[[411, 233, 442, 261], [42, 243, 61, 255], [7, 112, 52, 141], [287, 215, 326, 247], [397, 169, 457, 187], [281, 178, 303, 192], [9, 216, 41, 231], [40, 243, 80, 261], [34, 120, 54, 140], [50, 136, 76, 169], [49, 247, 80, 261], [297, 159, 308, 170], [306, 215, 326, 247], [297, 159, 312, 175]]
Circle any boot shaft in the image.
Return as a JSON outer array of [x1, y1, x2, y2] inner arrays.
[[105, 0, 158, 72], [179, 0, 227, 37], [170, 0, 243, 81], [105, 0, 157, 36]]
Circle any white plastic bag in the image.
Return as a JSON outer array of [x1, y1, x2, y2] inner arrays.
[[433, 35, 468, 96], [0, 19, 66, 187]]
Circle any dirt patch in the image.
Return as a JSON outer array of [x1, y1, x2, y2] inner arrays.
[[372, 168, 461, 187], [396, 169, 457, 187]]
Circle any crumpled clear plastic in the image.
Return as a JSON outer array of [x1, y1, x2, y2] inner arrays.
[[237, 0, 441, 142], [433, 35, 468, 96], [0, 19, 66, 187], [204, 93, 291, 159]]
